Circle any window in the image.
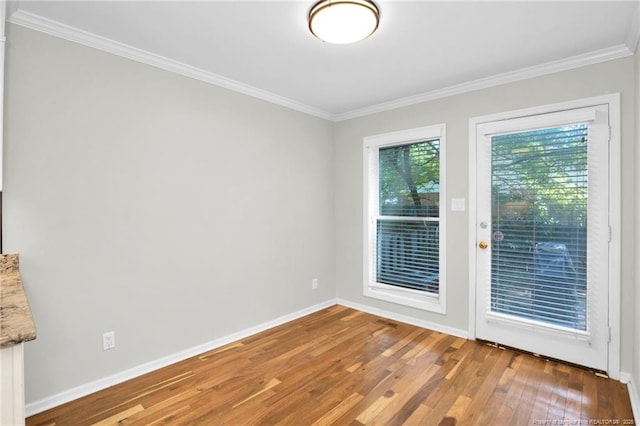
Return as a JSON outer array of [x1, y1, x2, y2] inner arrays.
[[364, 125, 446, 312]]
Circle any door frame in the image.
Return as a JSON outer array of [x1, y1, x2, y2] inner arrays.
[[467, 93, 621, 379]]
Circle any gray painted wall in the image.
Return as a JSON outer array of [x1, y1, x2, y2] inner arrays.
[[334, 57, 636, 375], [5, 22, 638, 408], [4, 24, 336, 403]]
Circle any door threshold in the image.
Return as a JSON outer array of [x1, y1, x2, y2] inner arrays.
[[477, 339, 609, 378]]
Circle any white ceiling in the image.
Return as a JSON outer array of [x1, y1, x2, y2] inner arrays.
[[7, 1, 640, 121]]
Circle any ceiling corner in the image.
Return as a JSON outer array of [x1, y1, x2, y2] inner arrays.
[[625, 1, 640, 54], [6, 1, 18, 20]]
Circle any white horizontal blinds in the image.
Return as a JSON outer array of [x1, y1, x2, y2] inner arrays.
[[376, 140, 440, 293], [376, 220, 439, 292], [490, 124, 588, 330]]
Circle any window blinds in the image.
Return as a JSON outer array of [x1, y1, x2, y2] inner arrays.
[[490, 124, 588, 330]]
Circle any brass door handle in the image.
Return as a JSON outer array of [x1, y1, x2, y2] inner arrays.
[[478, 241, 489, 249]]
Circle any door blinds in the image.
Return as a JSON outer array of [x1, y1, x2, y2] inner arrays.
[[490, 124, 588, 330]]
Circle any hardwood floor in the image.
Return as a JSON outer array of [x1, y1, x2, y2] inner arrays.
[[27, 306, 634, 425]]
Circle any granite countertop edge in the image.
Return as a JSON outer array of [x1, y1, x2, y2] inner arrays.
[[0, 253, 37, 348]]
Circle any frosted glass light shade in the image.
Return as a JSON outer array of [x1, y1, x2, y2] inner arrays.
[[309, 0, 380, 44]]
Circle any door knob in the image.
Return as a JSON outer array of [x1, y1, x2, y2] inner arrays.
[[478, 241, 489, 249]]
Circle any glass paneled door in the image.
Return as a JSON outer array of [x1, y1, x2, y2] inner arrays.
[[474, 105, 611, 372]]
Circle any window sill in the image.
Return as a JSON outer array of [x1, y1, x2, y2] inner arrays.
[[364, 283, 446, 314]]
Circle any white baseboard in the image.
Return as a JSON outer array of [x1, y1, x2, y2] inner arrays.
[[34, 297, 638, 418], [620, 372, 640, 422], [336, 298, 468, 339], [27, 298, 473, 416], [25, 299, 338, 417]]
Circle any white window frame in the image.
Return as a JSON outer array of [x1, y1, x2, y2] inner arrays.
[[363, 124, 446, 313]]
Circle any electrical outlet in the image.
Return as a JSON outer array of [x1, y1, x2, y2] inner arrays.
[[103, 331, 115, 351], [312, 278, 318, 290]]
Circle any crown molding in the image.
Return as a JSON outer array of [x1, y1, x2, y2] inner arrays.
[[335, 44, 634, 121], [7, 9, 336, 121], [7, 8, 636, 124]]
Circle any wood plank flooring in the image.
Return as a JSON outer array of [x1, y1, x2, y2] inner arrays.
[[27, 306, 635, 425]]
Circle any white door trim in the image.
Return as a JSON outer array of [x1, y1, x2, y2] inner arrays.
[[467, 93, 621, 379]]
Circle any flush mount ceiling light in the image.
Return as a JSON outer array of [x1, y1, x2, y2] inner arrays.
[[308, 0, 380, 44]]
